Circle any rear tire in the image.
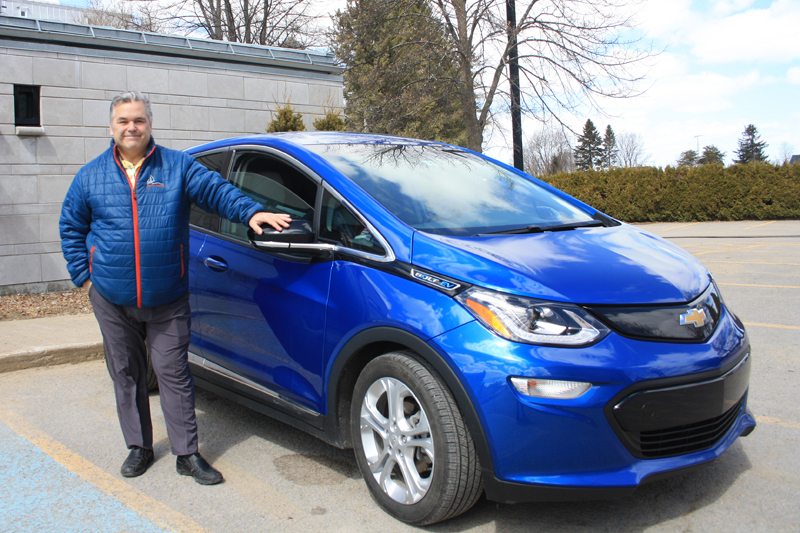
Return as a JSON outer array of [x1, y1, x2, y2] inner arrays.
[[351, 351, 482, 525]]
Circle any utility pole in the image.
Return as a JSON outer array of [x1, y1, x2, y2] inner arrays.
[[693, 135, 702, 154], [507, 0, 523, 170]]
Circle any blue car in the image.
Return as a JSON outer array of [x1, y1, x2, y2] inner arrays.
[[183, 133, 755, 525]]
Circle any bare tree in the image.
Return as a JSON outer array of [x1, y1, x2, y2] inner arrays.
[[776, 142, 795, 165], [524, 127, 574, 176], [84, 0, 165, 32], [428, 0, 653, 152], [159, 0, 320, 47], [617, 131, 650, 168]]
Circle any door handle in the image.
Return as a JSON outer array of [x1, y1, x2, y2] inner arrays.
[[203, 256, 228, 272]]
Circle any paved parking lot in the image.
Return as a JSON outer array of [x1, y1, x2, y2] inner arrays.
[[0, 220, 798, 532]]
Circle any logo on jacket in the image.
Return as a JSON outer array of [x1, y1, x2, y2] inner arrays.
[[679, 307, 707, 328], [146, 175, 164, 187]]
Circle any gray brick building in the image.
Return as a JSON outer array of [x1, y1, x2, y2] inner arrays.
[[0, 15, 343, 294]]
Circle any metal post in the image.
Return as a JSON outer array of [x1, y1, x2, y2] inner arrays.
[[507, 0, 523, 171]]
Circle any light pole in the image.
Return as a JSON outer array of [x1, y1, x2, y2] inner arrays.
[[693, 135, 702, 154], [507, 0, 523, 170]]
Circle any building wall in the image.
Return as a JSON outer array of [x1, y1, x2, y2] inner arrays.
[[0, 0, 85, 23], [0, 34, 342, 293]]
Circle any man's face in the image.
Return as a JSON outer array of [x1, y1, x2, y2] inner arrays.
[[109, 101, 152, 159]]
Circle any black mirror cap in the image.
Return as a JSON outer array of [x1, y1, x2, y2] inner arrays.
[[247, 219, 315, 244]]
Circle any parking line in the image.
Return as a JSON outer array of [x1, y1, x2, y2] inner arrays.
[[742, 322, 800, 330], [719, 282, 800, 289], [704, 260, 800, 266], [692, 243, 768, 256], [0, 408, 210, 533], [756, 415, 800, 430], [745, 221, 777, 229], [663, 222, 701, 230]]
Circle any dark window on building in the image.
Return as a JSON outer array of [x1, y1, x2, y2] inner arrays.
[[14, 85, 41, 127]]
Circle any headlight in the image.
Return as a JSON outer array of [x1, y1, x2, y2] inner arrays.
[[454, 287, 609, 346]]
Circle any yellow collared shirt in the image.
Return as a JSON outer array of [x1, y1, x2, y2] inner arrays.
[[120, 158, 144, 187]]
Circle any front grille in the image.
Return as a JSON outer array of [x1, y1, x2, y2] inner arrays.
[[629, 397, 743, 458], [586, 282, 722, 342]]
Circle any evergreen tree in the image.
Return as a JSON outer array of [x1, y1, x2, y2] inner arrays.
[[677, 150, 699, 167], [313, 109, 347, 131], [601, 125, 618, 169], [574, 119, 603, 171], [698, 145, 725, 165], [266, 104, 306, 132], [734, 124, 768, 164], [330, 0, 465, 145]]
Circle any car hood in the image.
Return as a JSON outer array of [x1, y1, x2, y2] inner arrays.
[[411, 224, 709, 305]]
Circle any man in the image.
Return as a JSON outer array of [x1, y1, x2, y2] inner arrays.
[[60, 91, 290, 485]]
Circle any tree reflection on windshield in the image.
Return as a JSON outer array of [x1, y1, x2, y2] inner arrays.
[[307, 142, 590, 236]]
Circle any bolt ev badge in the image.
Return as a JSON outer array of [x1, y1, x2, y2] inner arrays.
[[412, 269, 461, 291], [680, 308, 707, 328]]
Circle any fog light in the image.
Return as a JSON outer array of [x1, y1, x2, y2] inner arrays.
[[510, 377, 591, 399]]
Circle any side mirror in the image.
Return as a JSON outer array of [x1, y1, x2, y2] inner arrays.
[[247, 219, 315, 246]]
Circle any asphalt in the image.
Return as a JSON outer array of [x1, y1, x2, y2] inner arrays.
[[0, 219, 795, 375]]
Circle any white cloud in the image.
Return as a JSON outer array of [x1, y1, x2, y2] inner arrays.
[[788, 67, 800, 85], [603, 53, 762, 115], [635, 0, 698, 41], [690, 0, 800, 63], [710, 0, 757, 17]]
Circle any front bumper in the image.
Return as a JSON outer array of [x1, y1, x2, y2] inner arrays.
[[429, 307, 756, 502]]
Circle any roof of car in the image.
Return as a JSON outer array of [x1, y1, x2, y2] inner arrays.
[[220, 132, 454, 146]]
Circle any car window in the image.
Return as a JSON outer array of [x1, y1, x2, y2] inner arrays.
[[320, 189, 386, 256], [189, 151, 229, 232], [221, 153, 317, 242]]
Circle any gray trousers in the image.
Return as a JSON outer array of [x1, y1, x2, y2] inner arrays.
[[89, 286, 198, 456]]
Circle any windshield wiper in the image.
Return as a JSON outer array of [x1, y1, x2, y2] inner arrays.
[[474, 220, 606, 237]]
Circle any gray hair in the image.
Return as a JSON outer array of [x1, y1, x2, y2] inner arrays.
[[109, 91, 153, 123]]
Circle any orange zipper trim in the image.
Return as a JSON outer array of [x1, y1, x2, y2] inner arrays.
[[89, 246, 95, 273], [114, 145, 155, 308]]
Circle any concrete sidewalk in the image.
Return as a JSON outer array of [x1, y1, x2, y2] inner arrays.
[[0, 219, 797, 375], [0, 314, 103, 374]]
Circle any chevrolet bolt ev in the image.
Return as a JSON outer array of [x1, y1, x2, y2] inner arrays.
[[180, 133, 755, 525]]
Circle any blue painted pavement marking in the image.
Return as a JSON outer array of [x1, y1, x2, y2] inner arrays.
[[0, 419, 168, 533]]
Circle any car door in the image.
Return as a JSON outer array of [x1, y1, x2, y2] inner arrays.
[[192, 149, 332, 413]]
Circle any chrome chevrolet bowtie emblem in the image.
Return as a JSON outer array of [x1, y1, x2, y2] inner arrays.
[[680, 308, 707, 327]]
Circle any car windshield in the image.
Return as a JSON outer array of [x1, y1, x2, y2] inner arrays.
[[306, 142, 593, 236]]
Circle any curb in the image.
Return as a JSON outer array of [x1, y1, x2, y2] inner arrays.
[[0, 342, 105, 374]]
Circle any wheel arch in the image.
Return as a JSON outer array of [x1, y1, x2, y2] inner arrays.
[[324, 326, 495, 473]]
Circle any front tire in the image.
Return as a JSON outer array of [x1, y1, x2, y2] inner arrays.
[[351, 351, 482, 525]]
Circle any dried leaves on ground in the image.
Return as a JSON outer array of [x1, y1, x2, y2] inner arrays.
[[0, 289, 92, 322]]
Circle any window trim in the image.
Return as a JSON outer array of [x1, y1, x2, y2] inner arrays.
[[319, 182, 395, 263]]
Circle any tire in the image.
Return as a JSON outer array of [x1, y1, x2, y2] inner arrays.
[[104, 340, 159, 392], [351, 351, 483, 525]]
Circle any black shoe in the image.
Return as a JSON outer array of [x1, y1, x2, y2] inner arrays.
[[176, 453, 224, 485], [120, 446, 154, 478]]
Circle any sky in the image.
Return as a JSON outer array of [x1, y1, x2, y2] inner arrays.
[[56, 0, 799, 167], [496, 0, 800, 167]]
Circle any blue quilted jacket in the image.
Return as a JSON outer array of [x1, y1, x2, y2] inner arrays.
[[60, 138, 263, 308]]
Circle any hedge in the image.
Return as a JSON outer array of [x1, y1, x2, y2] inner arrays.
[[542, 163, 800, 222]]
